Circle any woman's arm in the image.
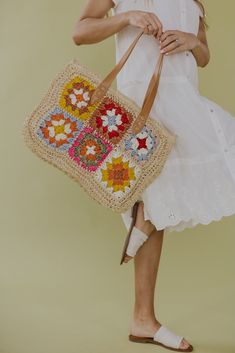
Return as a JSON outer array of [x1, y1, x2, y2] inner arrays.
[[72, 0, 163, 45], [191, 18, 210, 67], [72, 0, 128, 44], [159, 18, 210, 68]]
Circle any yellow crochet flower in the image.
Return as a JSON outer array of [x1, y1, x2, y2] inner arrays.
[[101, 156, 136, 193], [59, 76, 99, 120]]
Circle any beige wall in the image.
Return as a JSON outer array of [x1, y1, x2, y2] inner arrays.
[[0, 1, 234, 353]]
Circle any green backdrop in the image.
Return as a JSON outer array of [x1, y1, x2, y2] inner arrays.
[[0, 1, 234, 353]]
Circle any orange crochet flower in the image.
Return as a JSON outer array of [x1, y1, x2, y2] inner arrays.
[[101, 156, 136, 192], [68, 127, 113, 171], [37, 108, 84, 151], [79, 139, 102, 161]]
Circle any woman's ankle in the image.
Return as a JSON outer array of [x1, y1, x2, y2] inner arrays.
[[135, 220, 155, 236], [130, 315, 161, 335], [133, 311, 158, 323]]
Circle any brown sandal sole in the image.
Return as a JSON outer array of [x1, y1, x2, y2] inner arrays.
[[119, 201, 141, 265], [129, 334, 193, 352]]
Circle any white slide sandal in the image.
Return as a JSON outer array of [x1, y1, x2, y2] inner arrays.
[[125, 226, 148, 257], [120, 201, 149, 265], [129, 325, 193, 352]]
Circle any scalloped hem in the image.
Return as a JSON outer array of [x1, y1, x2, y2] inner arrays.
[[141, 205, 235, 234]]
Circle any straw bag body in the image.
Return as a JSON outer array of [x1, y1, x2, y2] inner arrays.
[[22, 29, 176, 213]]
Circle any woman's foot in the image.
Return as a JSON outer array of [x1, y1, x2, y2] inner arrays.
[[123, 201, 155, 264], [130, 318, 191, 350]]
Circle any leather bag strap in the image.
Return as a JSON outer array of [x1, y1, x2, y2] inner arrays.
[[90, 29, 164, 134], [132, 52, 163, 133]]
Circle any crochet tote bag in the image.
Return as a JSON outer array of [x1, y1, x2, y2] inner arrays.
[[22, 29, 176, 213]]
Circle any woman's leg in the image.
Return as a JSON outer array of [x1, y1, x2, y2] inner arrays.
[[123, 201, 156, 263], [130, 226, 164, 335], [128, 204, 191, 349]]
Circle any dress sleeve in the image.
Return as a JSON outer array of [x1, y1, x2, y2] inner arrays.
[[197, 3, 204, 18]]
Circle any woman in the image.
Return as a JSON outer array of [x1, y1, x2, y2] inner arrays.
[[72, 1, 235, 351]]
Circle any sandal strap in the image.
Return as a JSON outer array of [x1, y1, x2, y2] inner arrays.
[[126, 226, 148, 257], [153, 325, 184, 349]]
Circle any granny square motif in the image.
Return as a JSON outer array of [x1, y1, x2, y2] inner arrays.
[[94, 148, 141, 199], [68, 126, 113, 172], [59, 76, 98, 120], [88, 97, 133, 144], [36, 107, 84, 151], [22, 59, 176, 212], [124, 125, 158, 162]]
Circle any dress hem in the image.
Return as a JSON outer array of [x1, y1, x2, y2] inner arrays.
[[142, 204, 235, 234]]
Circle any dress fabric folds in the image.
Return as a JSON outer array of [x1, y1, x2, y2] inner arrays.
[[112, 0, 235, 233]]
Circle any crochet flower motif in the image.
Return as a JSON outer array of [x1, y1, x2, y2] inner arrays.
[[96, 151, 140, 195], [68, 127, 112, 172], [59, 77, 99, 120], [124, 126, 158, 161], [36, 107, 83, 151], [89, 98, 133, 144]]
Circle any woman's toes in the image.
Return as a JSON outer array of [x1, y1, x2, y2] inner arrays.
[[180, 338, 190, 349]]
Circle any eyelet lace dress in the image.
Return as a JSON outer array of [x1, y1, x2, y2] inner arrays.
[[112, 0, 235, 233]]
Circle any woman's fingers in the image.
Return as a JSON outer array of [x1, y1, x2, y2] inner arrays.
[[142, 13, 162, 37], [145, 13, 158, 33], [160, 30, 179, 42], [160, 41, 176, 54], [163, 45, 185, 55], [159, 29, 188, 54], [150, 13, 163, 39], [160, 34, 178, 49], [127, 11, 163, 39], [146, 24, 157, 35], [160, 40, 185, 54], [142, 18, 156, 35]]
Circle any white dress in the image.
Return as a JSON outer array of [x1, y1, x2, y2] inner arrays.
[[112, 0, 235, 234]]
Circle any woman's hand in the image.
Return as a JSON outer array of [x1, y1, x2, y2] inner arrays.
[[159, 30, 201, 55], [124, 10, 163, 40]]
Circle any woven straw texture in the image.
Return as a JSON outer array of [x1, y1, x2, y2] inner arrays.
[[22, 59, 177, 213]]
